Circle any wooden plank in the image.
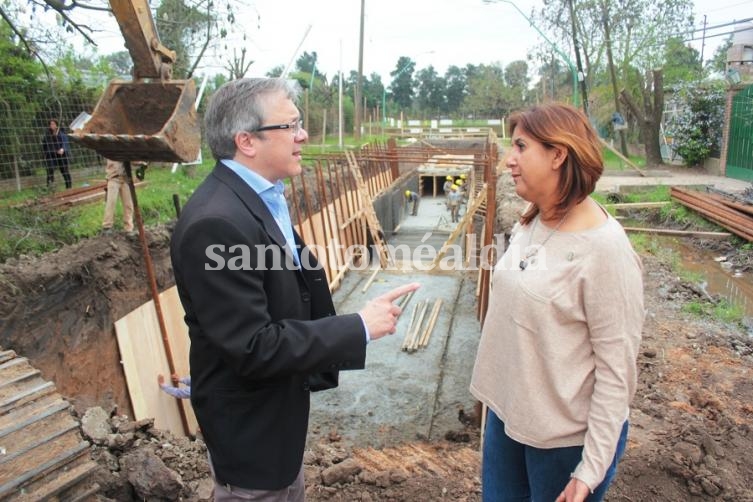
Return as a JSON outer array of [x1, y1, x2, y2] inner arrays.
[[0, 441, 89, 498], [12, 460, 99, 502], [0, 420, 78, 467], [0, 400, 69, 439], [0, 382, 55, 415], [622, 227, 732, 238], [114, 299, 184, 437], [598, 137, 646, 176], [605, 202, 670, 209], [0, 427, 81, 485], [0, 394, 65, 432], [0, 351, 18, 365], [158, 286, 199, 436]]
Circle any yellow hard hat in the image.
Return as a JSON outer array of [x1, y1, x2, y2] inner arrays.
[[456, 179, 464, 185], [446, 176, 452, 180], [460, 174, 467, 179], [405, 190, 411, 197]]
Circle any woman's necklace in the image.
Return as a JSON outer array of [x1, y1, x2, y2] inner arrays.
[[519, 212, 569, 271]]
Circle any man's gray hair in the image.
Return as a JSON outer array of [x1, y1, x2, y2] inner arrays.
[[204, 78, 301, 160]]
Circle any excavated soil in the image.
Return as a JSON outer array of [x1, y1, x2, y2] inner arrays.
[[1, 205, 753, 500]]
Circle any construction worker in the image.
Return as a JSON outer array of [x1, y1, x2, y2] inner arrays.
[[448, 184, 462, 223], [405, 189, 420, 216], [443, 175, 454, 208]]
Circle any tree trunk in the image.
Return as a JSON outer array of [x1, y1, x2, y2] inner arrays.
[[601, 0, 629, 157], [619, 68, 664, 167]]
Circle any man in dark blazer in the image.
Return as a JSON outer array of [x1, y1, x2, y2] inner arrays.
[[171, 78, 418, 501]]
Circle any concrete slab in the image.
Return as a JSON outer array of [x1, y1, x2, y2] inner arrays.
[[309, 193, 482, 448], [312, 268, 482, 448], [597, 170, 751, 194]]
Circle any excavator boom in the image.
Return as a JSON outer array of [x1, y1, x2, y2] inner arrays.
[[70, 0, 201, 163]]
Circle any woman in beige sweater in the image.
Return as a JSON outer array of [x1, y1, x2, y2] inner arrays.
[[470, 103, 644, 502]]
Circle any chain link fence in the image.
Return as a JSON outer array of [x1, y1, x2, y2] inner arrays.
[[0, 77, 106, 194]]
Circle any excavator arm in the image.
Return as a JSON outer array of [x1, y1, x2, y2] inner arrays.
[[69, 0, 201, 163]]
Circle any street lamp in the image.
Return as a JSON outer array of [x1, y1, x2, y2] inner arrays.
[[496, 0, 579, 107]]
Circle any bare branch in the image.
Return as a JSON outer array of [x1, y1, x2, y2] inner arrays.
[[42, 0, 110, 12], [0, 6, 53, 78]]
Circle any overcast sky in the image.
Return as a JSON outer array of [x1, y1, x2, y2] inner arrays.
[[77, 0, 750, 80]]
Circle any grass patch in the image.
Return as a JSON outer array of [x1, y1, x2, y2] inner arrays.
[[682, 298, 745, 324], [603, 148, 645, 171], [0, 158, 215, 263]]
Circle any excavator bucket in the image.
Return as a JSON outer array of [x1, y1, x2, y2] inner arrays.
[[70, 79, 201, 163]]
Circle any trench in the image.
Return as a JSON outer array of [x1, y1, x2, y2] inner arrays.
[[671, 238, 753, 318]]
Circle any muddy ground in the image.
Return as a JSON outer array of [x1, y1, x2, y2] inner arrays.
[[2, 199, 753, 500]]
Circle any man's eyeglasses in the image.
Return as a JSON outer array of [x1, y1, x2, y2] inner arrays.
[[253, 116, 304, 136]]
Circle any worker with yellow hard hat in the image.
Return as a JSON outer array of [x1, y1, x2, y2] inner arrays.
[[448, 183, 462, 222], [442, 176, 454, 208], [405, 189, 420, 216]]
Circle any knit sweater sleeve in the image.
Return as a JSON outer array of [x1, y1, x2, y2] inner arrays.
[[571, 221, 644, 490]]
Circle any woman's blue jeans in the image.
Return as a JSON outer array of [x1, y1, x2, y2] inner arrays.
[[481, 411, 628, 502]]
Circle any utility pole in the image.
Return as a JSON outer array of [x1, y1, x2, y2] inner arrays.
[[567, 0, 589, 115], [354, 0, 365, 142], [700, 15, 708, 68]]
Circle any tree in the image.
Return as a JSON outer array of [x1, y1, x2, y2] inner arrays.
[[504, 60, 530, 108], [155, 0, 212, 78], [620, 69, 664, 166], [707, 37, 733, 74], [0, 23, 45, 179], [444, 65, 467, 115], [295, 51, 318, 74], [664, 81, 726, 166], [662, 37, 702, 86], [415, 66, 445, 117], [100, 51, 132, 77], [463, 64, 508, 118], [388, 57, 416, 111]]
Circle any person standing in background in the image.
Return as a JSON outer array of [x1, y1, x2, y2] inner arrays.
[[41, 119, 72, 189], [470, 103, 644, 502], [101, 159, 135, 235], [443, 175, 454, 208]]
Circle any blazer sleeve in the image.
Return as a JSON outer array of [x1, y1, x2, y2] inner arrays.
[[174, 214, 367, 381]]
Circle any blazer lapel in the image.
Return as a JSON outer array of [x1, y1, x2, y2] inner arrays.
[[211, 163, 298, 264]]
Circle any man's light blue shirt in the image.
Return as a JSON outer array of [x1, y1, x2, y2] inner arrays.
[[220, 159, 370, 343], [221, 159, 299, 266]]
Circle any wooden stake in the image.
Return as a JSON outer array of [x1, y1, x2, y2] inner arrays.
[[401, 301, 421, 351], [418, 299, 443, 348], [362, 265, 381, 293], [408, 301, 429, 352]]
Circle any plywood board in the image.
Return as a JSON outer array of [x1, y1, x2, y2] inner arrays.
[[158, 286, 198, 435], [114, 286, 198, 437]]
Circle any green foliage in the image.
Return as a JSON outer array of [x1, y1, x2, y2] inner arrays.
[[156, 0, 213, 78], [665, 81, 726, 167], [0, 159, 215, 263], [682, 298, 744, 324], [621, 186, 671, 203], [389, 57, 416, 111], [0, 24, 46, 179], [662, 38, 703, 86], [602, 149, 645, 170], [707, 38, 733, 74]]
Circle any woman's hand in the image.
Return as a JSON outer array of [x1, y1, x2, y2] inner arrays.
[[555, 478, 590, 502]]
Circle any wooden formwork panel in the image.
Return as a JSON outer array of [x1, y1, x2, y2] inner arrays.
[[114, 286, 198, 437]]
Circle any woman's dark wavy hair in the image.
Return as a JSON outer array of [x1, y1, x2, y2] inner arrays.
[[507, 103, 603, 225]]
